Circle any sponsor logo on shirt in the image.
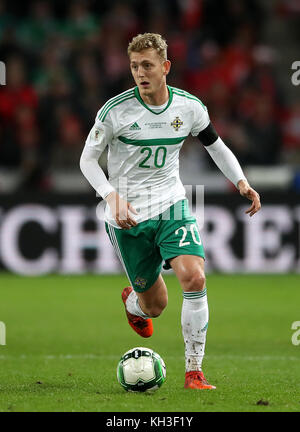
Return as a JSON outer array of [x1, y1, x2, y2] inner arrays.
[[129, 122, 141, 130]]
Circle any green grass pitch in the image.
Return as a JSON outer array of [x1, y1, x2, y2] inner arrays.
[[0, 273, 299, 412]]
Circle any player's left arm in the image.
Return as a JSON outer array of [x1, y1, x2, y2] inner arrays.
[[198, 123, 261, 217]]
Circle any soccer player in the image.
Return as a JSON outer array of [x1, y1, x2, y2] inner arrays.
[[80, 33, 261, 390]]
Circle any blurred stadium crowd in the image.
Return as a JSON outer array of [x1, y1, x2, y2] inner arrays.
[[0, 0, 299, 192]]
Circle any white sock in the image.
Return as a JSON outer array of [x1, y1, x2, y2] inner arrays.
[[125, 289, 149, 318], [181, 289, 209, 372]]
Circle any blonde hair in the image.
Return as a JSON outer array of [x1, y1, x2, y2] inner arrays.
[[127, 33, 168, 61]]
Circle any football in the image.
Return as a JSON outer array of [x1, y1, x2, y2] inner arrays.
[[117, 347, 166, 392]]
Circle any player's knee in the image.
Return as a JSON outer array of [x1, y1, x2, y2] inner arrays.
[[183, 270, 206, 292]]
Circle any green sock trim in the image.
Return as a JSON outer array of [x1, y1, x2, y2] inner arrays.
[[183, 288, 207, 299]]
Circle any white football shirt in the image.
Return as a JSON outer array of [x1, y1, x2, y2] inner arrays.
[[84, 86, 210, 227]]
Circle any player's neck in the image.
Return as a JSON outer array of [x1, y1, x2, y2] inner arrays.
[[140, 84, 169, 106]]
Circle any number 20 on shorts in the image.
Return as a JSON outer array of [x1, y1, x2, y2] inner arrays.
[[175, 223, 202, 247]]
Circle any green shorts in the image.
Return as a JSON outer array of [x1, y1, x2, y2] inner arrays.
[[105, 199, 205, 293]]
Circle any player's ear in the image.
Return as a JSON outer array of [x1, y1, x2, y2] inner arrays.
[[163, 60, 171, 76]]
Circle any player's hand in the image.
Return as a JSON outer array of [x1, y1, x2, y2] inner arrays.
[[105, 191, 138, 229], [237, 179, 261, 217]]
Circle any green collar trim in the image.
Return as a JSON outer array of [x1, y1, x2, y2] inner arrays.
[[134, 85, 173, 115]]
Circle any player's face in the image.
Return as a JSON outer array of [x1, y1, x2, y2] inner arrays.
[[130, 49, 171, 99]]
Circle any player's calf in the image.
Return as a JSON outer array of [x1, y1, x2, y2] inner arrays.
[[136, 275, 168, 318], [139, 295, 168, 318]]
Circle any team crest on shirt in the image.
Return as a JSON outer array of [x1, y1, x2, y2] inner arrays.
[[171, 116, 183, 131], [134, 277, 147, 289]]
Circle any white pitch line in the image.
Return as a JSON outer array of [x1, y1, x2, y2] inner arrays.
[[0, 354, 299, 361]]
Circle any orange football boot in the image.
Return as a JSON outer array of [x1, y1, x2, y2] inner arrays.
[[121, 286, 153, 338], [184, 371, 216, 389]]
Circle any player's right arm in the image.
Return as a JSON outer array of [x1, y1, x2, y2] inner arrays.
[[80, 112, 137, 229]]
